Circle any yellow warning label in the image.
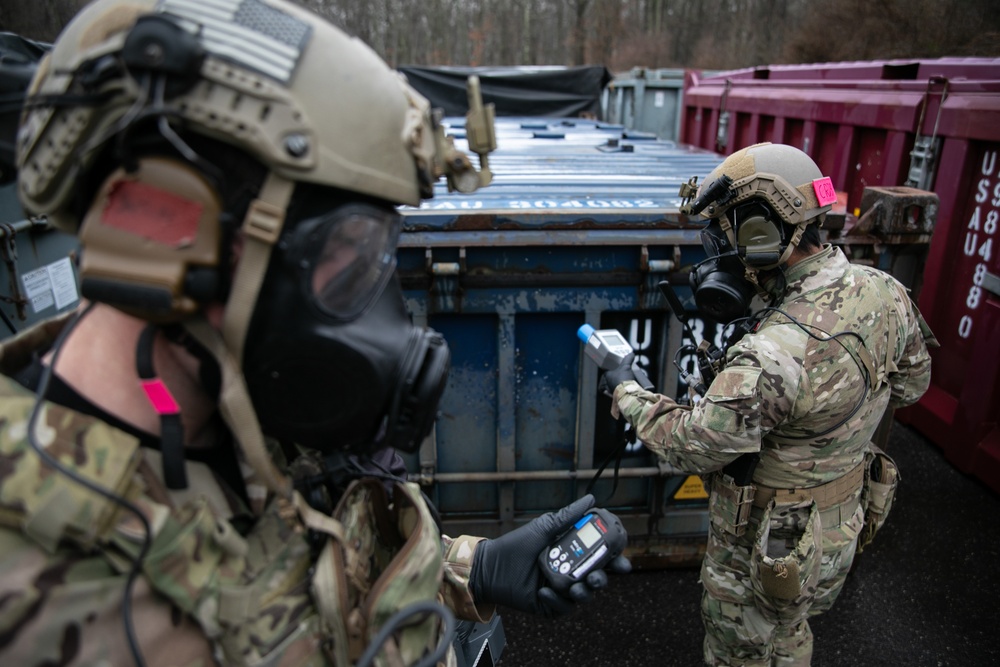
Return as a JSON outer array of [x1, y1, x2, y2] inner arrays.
[[674, 475, 709, 500]]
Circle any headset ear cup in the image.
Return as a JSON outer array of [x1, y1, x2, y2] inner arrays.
[[737, 214, 784, 267], [79, 157, 224, 320]]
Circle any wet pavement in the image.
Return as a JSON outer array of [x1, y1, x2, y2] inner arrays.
[[496, 422, 1000, 666]]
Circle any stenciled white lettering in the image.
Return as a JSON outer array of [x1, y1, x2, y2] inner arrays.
[[958, 148, 1000, 341]]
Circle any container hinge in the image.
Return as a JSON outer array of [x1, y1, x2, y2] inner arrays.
[[715, 80, 732, 153], [715, 111, 730, 153], [640, 245, 676, 274], [983, 270, 1000, 299], [425, 247, 465, 310], [906, 136, 940, 191], [906, 76, 949, 190], [425, 246, 467, 278]]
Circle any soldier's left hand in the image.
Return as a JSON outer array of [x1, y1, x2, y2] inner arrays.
[[468, 494, 631, 618], [598, 353, 654, 396]]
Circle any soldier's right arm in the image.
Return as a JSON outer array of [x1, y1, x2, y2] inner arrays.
[[887, 287, 939, 409]]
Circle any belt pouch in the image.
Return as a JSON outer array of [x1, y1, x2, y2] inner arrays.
[[750, 498, 822, 624], [708, 473, 756, 538], [858, 445, 900, 552]]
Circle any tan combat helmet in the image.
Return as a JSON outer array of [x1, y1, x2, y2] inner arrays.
[[681, 142, 836, 269], [16, 0, 493, 320], [18, 0, 492, 226], [15, 0, 495, 496]]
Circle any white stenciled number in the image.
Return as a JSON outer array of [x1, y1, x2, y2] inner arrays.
[[974, 263, 987, 286], [959, 315, 973, 339], [967, 285, 982, 310], [960, 151, 999, 342], [978, 238, 994, 263]]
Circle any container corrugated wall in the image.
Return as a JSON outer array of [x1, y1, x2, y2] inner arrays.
[[681, 58, 1000, 493]]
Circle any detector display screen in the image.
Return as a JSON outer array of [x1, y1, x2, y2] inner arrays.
[[599, 331, 629, 347], [577, 520, 601, 548]]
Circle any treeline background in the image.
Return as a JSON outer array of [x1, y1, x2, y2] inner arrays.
[[3, 0, 999, 71]]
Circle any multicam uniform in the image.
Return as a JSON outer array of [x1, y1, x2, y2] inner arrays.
[[0, 320, 492, 666], [612, 245, 936, 666]]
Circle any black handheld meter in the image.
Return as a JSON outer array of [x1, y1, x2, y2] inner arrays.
[[538, 507, 627, 592]]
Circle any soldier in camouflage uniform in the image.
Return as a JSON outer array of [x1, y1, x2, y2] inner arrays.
[[600, 143, 937, 666], [0, 1, 628, 665]]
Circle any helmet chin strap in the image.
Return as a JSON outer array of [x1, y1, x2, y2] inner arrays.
[[184, 317, 291, 503], [223, 172, 295, 365], [185, 171, 297, 502]]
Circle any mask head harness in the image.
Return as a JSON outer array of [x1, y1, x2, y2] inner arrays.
[[679, 142, 837, 322]]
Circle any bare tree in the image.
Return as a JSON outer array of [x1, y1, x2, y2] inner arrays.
[[3, 0, 996, 70], [0, 0, 89, 42], [785, 0, 1000, 63]]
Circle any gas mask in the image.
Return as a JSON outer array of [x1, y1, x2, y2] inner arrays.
[[242, 194, 449, 455], [689, 217, 757, 323], [689, 199, 791, 323]]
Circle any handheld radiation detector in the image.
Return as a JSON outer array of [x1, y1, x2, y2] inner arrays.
[[577, 324, 634, 370], [538, 507, 627, 592]]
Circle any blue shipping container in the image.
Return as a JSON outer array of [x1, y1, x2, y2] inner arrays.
[[398, 117, 728, 566]]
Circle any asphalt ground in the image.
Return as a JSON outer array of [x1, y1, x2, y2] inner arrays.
[[496, 422, 1000, 666]]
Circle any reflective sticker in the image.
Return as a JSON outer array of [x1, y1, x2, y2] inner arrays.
[[812, 176, 837, 206], [141, 379, 180, 415], [674, 475, 709, 500], [102, 181, 202, 247]]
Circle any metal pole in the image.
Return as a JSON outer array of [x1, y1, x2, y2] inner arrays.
[[410, 464, 685, 485]]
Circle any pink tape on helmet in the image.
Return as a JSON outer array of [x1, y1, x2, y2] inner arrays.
[[812, 177, 837, 207]]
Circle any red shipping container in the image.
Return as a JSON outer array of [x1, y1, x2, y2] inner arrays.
[[680, 59, 1000, 493]]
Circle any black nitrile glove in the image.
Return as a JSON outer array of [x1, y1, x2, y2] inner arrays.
[[468, 495, 632, 618], [598, 353, 654, 396]]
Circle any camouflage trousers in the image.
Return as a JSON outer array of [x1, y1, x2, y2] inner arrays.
[[699, 488, 865, 666]]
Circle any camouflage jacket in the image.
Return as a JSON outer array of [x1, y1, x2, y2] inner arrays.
[[614, 245, 937, 489], [0, 319, 491, 666]]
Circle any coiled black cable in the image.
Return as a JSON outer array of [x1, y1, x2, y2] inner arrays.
[[355, 600, 457, 667]]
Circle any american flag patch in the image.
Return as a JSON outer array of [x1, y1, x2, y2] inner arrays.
[[157, 0, 311, 83]]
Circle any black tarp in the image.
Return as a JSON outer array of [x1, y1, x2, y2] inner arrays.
[[397, 65, 612, 118], [0, 33, 50, 183]]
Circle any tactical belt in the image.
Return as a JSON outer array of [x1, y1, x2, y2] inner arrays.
[[753, 461, 865, 511]]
